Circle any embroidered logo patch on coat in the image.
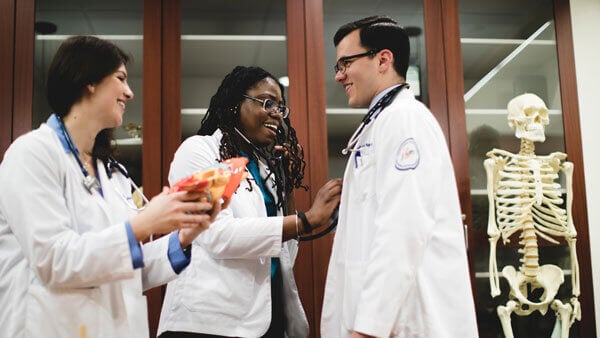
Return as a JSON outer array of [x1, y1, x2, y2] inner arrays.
[[395, 138, 419, 170]]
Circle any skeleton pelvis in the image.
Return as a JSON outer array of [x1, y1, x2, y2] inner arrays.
[[502, 264, 564, 316]]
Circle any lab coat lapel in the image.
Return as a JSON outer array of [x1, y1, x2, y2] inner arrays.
[[96, 161, 134, 224]]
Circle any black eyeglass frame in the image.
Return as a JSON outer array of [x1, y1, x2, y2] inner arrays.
[[333, 49, 380, 74], [242, 94, 290, 118]]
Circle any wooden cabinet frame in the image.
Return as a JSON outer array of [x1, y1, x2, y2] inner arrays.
[[2, 0, 594, 336], [438, 0, 595, 336]]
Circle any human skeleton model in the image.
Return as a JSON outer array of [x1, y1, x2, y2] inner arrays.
[[484, 93, 581, 337]]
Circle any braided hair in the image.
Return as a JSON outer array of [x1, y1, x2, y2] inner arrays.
[[197, 66, 307, 199]]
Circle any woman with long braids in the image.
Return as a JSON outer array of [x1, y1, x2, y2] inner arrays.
[[158, 66, 342, 338]]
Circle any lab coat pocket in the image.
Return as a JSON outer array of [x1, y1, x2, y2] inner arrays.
[[341, 262, 365, 331], [25, 285, 102, 338], [351, 144, 377, 200], [352, 143, 375, 173], [180, 250, 256, 318]]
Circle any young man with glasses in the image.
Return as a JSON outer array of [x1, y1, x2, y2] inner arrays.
[[321, 16, 478, 338]]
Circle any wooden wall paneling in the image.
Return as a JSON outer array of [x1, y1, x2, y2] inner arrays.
[[161, 0, 181, 187], [303, 0, 331, 335], [143, 0, 163, 198], [423, 0, 449, 141], [142, 1, 164, 337], [425, 0, 479, 323], [553, 0, 596, 334], [12, 0, 34, 139], [285, 0, 316, 335], [0, 0, 15, 155], [437, 0, 475, 285]]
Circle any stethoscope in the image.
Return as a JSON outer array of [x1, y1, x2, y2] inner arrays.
[[234, 127, 288, 214], [341, 83, 408, 155], [58, 117, 149, 211], [234, 127, 339, 241]]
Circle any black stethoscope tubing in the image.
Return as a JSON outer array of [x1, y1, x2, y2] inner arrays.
[[234, 127, 338, 241], [342, 83, 408, 155]]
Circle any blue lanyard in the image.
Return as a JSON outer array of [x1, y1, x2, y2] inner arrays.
[[56, 117, 100, 193]]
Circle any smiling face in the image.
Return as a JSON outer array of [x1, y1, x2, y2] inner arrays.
[[334, 30, 381, 108], [238, 77, 283, 147], [88, 64, 134, 129]]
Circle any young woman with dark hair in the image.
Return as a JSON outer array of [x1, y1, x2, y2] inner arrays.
[[0, 35, 220, 338], [158, 66, 342, 338]]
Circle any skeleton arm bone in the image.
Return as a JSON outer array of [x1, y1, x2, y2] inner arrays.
[[562, 162, 576, 237], [560, 161, 580, 298], [485, 158, 502, 297]]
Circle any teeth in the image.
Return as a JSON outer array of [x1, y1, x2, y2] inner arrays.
[[264, 123, 278, 131], [118, 101, 125, 109]]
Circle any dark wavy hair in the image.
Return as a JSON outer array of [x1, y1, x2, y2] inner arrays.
[[334, 15, 410, 79], [47, 35, 131, 162], [198, 66, 306, 198]]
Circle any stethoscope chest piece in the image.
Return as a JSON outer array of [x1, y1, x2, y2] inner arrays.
[[83, 174, 100, 193]]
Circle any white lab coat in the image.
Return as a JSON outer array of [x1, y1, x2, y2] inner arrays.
[[158, 130, 308, 337], [0, 123, 178, 338], [321, 88, 478, 338]]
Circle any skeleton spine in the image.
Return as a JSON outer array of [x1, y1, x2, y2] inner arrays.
[[519, 221, 539, 278]]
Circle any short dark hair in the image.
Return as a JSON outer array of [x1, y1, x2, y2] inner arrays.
[[333, 15, 409, 78], [198, 65, 306, 197], [46, 36, 130, 161]]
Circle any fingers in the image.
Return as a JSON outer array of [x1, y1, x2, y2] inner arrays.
[[179, 201, 213, 214], [221, 197, 231, 210], [208, 200, 222, 221], [319, 179, 343, 202], [179, 213, 211, 226], [274, 144, 290, 158], [172, 190, 211, 202]]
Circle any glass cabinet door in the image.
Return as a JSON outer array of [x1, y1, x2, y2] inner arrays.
[[33, 0, 144, 184], [322, 1, 427, 178], [459, 0, 577, 336], [180, 1, 288, 142]]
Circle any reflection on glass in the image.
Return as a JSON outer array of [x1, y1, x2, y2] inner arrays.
[[180, 1, 288, 141], [459, 1, 575, 336], [322, 1, 427, 178], [33, 0, 143, 184]]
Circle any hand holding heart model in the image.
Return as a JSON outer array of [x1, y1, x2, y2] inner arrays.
[[169, 157, 249, 200]]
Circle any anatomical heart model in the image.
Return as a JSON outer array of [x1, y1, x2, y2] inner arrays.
[[484, 93, 580, 337], [170, 157, 248, 201]]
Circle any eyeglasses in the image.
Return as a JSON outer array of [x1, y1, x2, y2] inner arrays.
[[334, 49, 380, 75], [242, 94, 290, 118]]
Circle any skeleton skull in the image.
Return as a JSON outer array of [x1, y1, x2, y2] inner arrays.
[[507, 93, 550, 142]]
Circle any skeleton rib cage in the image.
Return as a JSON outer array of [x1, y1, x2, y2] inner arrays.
[[491, 151, 569, 247]]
